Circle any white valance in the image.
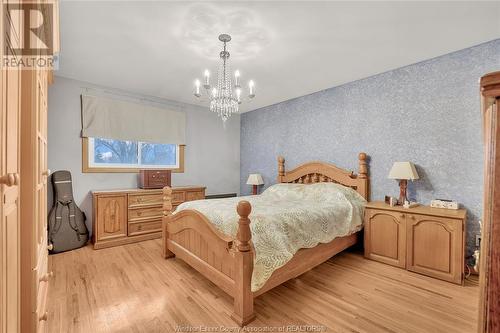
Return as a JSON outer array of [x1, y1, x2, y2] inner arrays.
[[81, 95, 186, 145]]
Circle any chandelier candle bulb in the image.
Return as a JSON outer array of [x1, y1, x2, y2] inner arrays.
[[234, 70, 241, 87], [194, 79, 201, 97], [248, 80, 255, 98], [203, 70, 210, 88]]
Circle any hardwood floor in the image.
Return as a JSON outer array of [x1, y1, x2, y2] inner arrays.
[[47, 239, 478, 333]]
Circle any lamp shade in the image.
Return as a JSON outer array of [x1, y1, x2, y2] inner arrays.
[[246, 174, 264, 185], [388, 162, 419, 180]]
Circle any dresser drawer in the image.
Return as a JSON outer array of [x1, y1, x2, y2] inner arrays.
[[171, 191, 186, 204], [128, 220, 162, 236], [185, 190, 205, 202], [128, 193, 162, 207], [128, 206, 163, 221]]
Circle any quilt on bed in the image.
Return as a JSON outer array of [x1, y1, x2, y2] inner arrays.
[[174, 182, 366, 292]]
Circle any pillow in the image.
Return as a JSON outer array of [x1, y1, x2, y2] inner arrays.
[[261, 183, 307, 201], [301, 182, 366, 204], [261, 182, 366, 205]]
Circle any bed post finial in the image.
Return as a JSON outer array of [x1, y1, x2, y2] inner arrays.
[[278, 156, 285, 182], [232, 200, 255, 326], [162, 186, 174, 258], [236, 201, 252, 252], [358, 152, 368, 179]]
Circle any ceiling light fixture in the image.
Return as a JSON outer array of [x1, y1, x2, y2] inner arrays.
[[193, 34, 255, 121]]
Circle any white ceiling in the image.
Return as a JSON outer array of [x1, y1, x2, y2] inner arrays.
[[57, 1, 500, 112]]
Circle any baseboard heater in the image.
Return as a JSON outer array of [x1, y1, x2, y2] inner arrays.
[[205, 193, 237, 199]]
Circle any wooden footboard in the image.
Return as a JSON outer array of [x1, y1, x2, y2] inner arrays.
[[162, 187, 255, 325]]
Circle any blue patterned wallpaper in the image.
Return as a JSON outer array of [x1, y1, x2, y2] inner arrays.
[[241, 39, 500, 256]]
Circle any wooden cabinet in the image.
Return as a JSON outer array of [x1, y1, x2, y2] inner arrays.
[[95, 194, 128, 241], [364, 209, 406, 268], [0, 1, 59, 331], [92, 186, 205, 249], [364, 202, 466, 284], [0, 3, 22, 331], [20, 67, 53, 333], [406, 214, 464, 284]]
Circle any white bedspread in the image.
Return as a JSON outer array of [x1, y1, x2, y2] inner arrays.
[[175, 182, 366, 291]]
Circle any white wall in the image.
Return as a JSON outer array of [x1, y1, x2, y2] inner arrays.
[[48, 76, 240, 234]]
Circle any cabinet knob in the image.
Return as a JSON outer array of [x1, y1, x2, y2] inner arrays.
[[39, 311, 48, 321], [400, 214, 405, 218], [409, 215, 415, 220], [137, 225, 143, 231], [47, 243, 54, 251], [42, 169, 51, 177], [39, 271, 54, 282], [137, 211, 142, 216], [0, 173, 19, 186]]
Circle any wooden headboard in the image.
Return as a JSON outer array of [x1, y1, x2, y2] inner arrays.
[[277, 152, 369, 200]]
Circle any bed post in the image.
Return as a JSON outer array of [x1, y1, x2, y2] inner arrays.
[[162, 186, 174, 258], [231, 200, 255, 326], [358, 152, 369, 200], [277, 156, 285, 183]]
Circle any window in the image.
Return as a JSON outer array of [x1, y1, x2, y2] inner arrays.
[[82, 138, 184, 173]]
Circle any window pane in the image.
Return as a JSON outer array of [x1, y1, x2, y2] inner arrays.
[[93, 138, 138, 164], [140, 143, 177, 166]]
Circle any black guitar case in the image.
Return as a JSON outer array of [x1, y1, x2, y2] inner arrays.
[[48, 170, 89, 253]]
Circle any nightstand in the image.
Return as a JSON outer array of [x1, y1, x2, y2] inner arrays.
[[364, 201, 467, 284]]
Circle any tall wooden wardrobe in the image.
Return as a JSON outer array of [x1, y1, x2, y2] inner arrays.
[[0, 1, 59, 332], [0, 2, 23, 332], [478, 71, 500, 332]]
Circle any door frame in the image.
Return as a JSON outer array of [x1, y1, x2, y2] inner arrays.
[[478, 71, 500, 332]]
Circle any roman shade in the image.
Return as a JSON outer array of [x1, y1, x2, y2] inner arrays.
[[81, 95, 186, 144]]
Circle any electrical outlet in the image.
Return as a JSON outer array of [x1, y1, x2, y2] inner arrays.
[[476, 234, 481, 247]]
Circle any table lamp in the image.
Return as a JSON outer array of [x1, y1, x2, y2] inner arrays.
[[388, 162, 419, 205], [246, 174, 264, 195]]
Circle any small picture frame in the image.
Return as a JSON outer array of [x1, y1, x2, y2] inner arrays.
[[385, 195, 398, 207]]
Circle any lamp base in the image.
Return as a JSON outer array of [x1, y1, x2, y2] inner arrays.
[[398, 179, 408, 205], [252, 185, 258, 195]]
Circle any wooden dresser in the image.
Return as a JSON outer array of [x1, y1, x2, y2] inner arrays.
[[364, 202, 467, 284], [92, 186, 205, 249]]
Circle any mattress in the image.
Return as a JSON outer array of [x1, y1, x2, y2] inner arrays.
[[175, 182, 366, 291]]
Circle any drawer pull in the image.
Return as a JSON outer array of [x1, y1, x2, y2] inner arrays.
[[400, 214, 405, 218], [47, 243, 54, 251], [39, 311, 48, 321], [39, 271, 54, 282], [137, 225, 143, 231], [409, 215, 415, 220], [137, 211, 142, 216]]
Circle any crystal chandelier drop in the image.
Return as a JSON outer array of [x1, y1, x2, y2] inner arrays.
[[193, 34, 255, 122]]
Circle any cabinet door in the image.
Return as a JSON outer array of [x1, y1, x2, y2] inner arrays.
[[364, 209, 406, 268], [96, 195, 127, 241], [0, 3, 22, 331], [406, 215, 463, 284]]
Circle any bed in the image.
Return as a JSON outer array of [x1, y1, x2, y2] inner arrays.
[[161, 153, 369, 325]]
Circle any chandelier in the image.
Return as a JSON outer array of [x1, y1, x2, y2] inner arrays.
[[193, 34, 255, 121]]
